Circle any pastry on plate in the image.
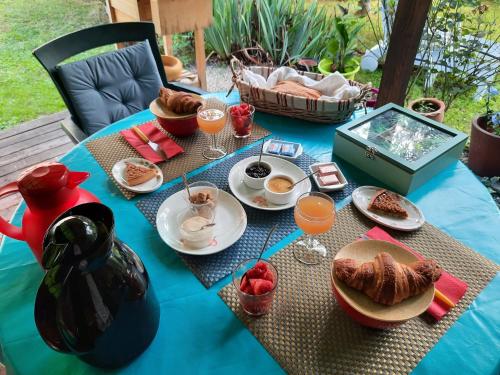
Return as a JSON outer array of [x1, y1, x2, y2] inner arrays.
[[124, 162, 157, 186], [158, 87, 202, 114], [334, 252, 441, 305], [367, 189, 408, 218]]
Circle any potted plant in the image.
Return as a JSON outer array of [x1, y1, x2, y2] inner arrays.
[[318, 15, 363, 80], [366, 87, 379, 108], [161, 55, 183, 81], [407, 98, 446, 123], [468, 87, 500, 177]]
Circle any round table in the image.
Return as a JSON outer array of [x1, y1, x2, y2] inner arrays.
[[0, 92, 499, 375]]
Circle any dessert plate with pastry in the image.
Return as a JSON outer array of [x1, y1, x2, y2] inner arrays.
[[228, 155, 312, 211], [331, 239, 441, 328], [112, 158, 163, 193], [156, 189, 247, 256], [352, 186, 425, 231]]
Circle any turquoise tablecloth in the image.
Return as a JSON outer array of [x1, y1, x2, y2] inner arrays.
[[0, 92, 499, 375]]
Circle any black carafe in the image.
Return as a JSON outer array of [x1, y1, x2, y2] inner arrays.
[[34, 203, 160, 368]]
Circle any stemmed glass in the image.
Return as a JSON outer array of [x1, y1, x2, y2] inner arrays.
[[197, 105, 227, 160], [293, 191, 336, 265]]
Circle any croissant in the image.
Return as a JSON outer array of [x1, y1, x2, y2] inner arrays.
[[158, 87, 202, 114], [270, 80, 322, 99], [334, 252, 441, 305]]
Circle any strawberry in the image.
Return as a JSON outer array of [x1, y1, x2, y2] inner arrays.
[[246, 261, 267, 279], [255, 261, 268, 272], [240, 275, 253, 294], [240, 103, 249, 111], [250, 279, 274, 295], [235, 117, 245, 128], [262, 269, 275, 283]]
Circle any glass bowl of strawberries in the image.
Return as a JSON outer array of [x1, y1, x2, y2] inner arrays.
[[228, 103, 255, 138], [232, 258, 278, 316]]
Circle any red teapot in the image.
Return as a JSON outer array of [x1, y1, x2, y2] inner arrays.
[[0, 162, 99, 263]]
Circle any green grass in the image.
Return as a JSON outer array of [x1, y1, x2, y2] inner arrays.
[[0, 0, 109, 130]]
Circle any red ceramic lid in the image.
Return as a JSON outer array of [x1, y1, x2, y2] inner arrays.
[[17, 162, 69, 195]]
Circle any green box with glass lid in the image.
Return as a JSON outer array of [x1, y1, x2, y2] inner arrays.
[[333, 103, 468, 195]]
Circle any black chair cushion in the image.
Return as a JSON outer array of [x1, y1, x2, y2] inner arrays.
[[57, 41, 162, 135]]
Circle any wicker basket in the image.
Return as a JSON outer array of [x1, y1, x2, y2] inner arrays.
[[232, 64, 370, 124]]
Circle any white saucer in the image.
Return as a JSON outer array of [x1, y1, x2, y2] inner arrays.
[[352, 186, 425, 231], [228, 155, 311, 211], [156, 190, 247, 255], [112, 158, 163, 193]]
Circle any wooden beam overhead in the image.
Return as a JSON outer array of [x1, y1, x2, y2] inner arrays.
[[376, 0, 432, 107]]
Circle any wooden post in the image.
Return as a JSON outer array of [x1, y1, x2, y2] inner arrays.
[[106, 0, 153, 49], [162, 35, 174, 55], [376, 0, 432, 107], [106, 0, 152, 22], [150, 0, 212, 89], [194, 27, 207, 90]]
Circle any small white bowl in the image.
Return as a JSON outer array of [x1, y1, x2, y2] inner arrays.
[[242, 161, 272, 189], [264, 174, 295, 205], [177, 208, 215, 249]]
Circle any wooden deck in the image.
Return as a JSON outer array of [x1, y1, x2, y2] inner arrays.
[[0, 111, 73, 241]]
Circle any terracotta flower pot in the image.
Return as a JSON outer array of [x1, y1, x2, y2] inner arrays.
[[468, 115, 500, 177], [161, 55, 183, 82], [408, 98, 446, 123], [296, 57, 318, 72]]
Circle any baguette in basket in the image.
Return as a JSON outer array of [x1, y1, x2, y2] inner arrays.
[[230, 60, 370, 124], [271, 81, 322, 99]]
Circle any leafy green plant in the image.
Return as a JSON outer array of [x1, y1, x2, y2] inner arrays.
[[411, 100, 440, 113], [205, 0, 333, 66], [204, 0, 252, 61], [411, 0, 500, 109], [325, 15, 363, 72], [484, 86, 499, 136]]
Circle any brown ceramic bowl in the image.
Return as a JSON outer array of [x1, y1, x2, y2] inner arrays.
[[330, 240, 435, 329], [149, 95, 203, 138]]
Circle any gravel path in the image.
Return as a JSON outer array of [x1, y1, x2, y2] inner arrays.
[[186, 62, 233, 93], [206, 63, 233, 93]]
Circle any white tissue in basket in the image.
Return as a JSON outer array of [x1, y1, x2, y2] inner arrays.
[[241, 66, 360, 101]]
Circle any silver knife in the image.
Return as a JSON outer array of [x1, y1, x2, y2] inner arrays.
[[132, 126, 166, 159]]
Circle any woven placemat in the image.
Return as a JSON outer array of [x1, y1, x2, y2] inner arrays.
[[219, 204, 499, 374], [136, 142, 359, 288], [86, 112, 270, 199]]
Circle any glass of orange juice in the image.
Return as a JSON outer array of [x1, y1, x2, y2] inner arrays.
[[197, 105, 227, 160], [293, 191, 336, 265]]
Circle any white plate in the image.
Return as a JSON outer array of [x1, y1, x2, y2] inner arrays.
[[112, 158, 163, 193], [228, 155, 311, 211], [156, 190, 247, 255], [352, 186, 425, 231], [309, 162, 348, 192], [262, 139, 303, 160]]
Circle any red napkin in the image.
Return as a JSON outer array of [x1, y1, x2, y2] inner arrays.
[[120, 121, 184, 163], [363, 226, 468, 321]]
